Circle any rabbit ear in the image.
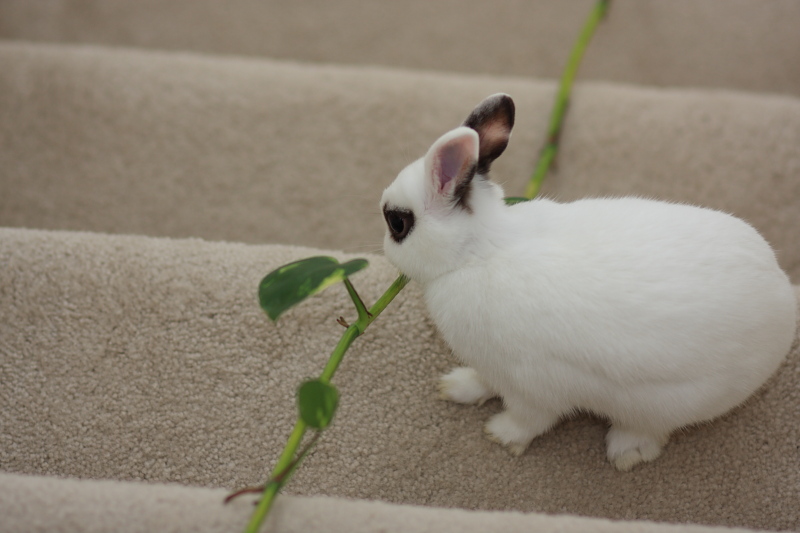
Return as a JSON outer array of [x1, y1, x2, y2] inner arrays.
[[462, 93, 515, 174], [425, 127, 479, 209]]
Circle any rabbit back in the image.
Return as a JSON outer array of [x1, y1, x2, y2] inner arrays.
[[424, 197, 796, 433]]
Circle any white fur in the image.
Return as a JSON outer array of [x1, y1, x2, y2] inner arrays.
[[380, 108, 797, 471], [439, 367, 496, 405]]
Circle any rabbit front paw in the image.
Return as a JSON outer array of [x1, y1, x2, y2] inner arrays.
[[606, 426, 667, 471], [438, 367, 496, 405], [484, 410, 557, 456]]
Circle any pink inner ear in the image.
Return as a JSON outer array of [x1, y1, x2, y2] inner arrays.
[[433, 133, 476, 196], [436, 143, 464, 193]]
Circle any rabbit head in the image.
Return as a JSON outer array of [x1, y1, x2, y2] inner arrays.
[[380, 94, 515, 284]]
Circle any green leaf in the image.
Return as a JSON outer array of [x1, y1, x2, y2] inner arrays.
[[297, 380, 339, 429], [259, 256, 369, 321], [504, 196, 530, 205]]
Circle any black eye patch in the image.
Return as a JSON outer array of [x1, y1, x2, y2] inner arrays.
[[383, 206, 415, 243]]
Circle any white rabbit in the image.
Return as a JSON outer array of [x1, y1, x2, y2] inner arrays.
[[380, 93, 797, 471]]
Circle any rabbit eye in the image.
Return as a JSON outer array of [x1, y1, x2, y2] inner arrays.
[[383, 207, 415, 243]]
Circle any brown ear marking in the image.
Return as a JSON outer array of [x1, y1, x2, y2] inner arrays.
[[453, 162, 478, 213], [462, 94, 515, 175]]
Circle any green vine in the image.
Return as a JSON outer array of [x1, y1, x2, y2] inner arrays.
[[525, 0, 610, 199], [229, 2, 609, 531]]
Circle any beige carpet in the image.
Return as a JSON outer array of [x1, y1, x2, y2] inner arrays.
[[1, 0, 799, 96], [1, 43, 798, 279], [1, 471, 764, 533], [1, 2, 799, 532], [2, 228, 798, 532]]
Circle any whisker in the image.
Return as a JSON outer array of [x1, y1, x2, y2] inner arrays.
[[345, 236, 386, 255], [355, 240, 385, 250]]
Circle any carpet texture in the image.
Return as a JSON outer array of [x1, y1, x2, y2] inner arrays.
[[1, 43, 799, 280], [1, 2, 799, 532], [1, 228, 798, 532], [0, 471, 761, 533], [1, 0, 799, 96]]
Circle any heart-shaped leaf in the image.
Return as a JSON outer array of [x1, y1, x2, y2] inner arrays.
[[504, 196, 530, 205], [297, 379, 339, 429], [259, 256, 368, 321]]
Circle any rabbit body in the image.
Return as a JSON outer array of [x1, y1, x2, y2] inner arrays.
[[427, 194, 795, 469], [380, 94, 797, 470]]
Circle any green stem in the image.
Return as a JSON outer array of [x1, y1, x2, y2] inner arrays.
[[273, 431, 323, 485], [365, 274, 410, 324], [524, 0, 610, 200], [343, 278, 370, 328], [242, 419, 306, 533], [319, 325, 360, 384], [240, 3, 605, 528], [241, 274, 409, 533], [321, 274, 409, 383], [242, 482, 280, 532]]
